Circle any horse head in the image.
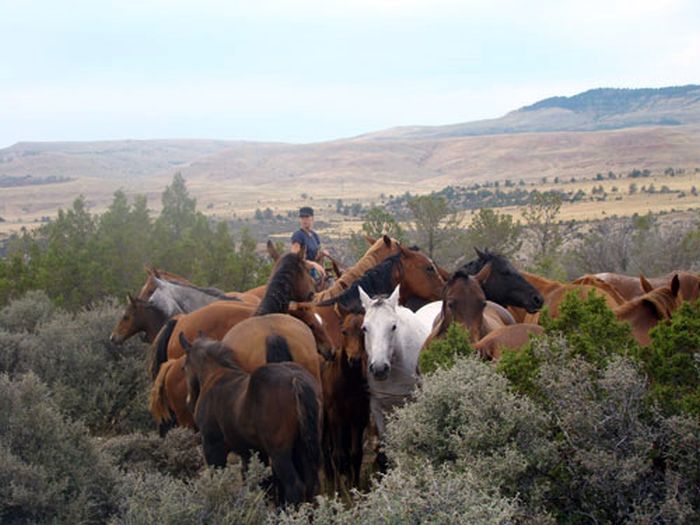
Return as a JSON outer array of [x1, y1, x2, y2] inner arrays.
[[359, 284, 401, 381]]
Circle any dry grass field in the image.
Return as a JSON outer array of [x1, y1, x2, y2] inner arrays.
[[2, 125, 700, 236]]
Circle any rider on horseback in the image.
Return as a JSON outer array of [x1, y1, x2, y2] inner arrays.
[[291, 206, 329, 286]]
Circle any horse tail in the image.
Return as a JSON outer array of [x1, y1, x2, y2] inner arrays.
[[150, 318, 178, 379], [149, 360, 174, 425], [265, 334, 293, 363], [292, 374, 321, 500]]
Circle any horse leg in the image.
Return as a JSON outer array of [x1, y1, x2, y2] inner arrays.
[[350, 422, 365, 488], [370, 400, 388, 473], [270, 452, 306, 507], [201, 429, 227, 468]]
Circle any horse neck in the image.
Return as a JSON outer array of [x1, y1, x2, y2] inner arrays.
[[255, 286, 292, 315], [197, 358, 248, 393], [521, 271, 561, 295], [143, 308, 168, 343]]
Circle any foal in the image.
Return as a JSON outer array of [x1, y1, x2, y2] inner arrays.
[[181, 334, 322, 506]]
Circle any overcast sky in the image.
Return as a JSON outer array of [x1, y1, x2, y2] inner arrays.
[[1, 0, 699, 147]]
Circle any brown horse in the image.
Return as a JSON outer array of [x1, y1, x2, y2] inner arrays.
[[149, 251, 320, 429], [110, 293, 169, 345], [613, 275, 682, 346], [320, 307, 370, 491], [312, 242, 446, 349], [422, 264, 510, 348], [588, 271, 699, 303], [512, 271, 626, 323], [180, 334, 322, 505], [474, 324, 544, 361]]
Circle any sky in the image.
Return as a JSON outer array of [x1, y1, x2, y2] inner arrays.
[[1, 0, 699, 147]]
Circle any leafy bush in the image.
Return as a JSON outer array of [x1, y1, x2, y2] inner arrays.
[[0, 289, 54, 333], [418, 322, 474, 374], [636, 300, 700, 416], [21, 298, 152, 434], [499, 292, 636, 398], [112, 458, 270, 525], [387, 356, 555, 515], [100, 428, 204, 480], [0, 373, 119, 524], [280, 463, 520, 525], [0, 330, 33, 375]]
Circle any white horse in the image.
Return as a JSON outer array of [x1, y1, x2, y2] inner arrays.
[[358, 284, 431, 440]]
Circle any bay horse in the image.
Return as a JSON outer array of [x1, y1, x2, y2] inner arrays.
[[149, 251, 322, 430], [358, 285, 428, 446], [418, 263, 512, 348], [586, 271, 699, 303], [180, 334, 322, 506], [320, 305, 369, 491], [110, 293, 168, 345], [613, 275, 682, 346]]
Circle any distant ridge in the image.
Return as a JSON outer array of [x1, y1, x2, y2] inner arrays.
[[363, 84, 700, 140]]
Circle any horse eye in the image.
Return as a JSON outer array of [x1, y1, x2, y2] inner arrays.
[[391, 324, 397, 331], [341, 330, 348, 336], [361, 326, 367, 333], [426, 266, 435, 273]]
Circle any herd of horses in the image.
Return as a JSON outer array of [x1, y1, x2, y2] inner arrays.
[[109, 235, 700, 506]]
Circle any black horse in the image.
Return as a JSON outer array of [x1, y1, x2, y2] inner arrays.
[[459, 248, 544, 313]]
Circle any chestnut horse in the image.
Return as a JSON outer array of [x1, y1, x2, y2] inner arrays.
[[613, 275, 682, 346], [320, 305, 370, 491], [110, 293, 168, 345], [474, 324, 544, 361], [181, 334, 322, 506], [586, 271, 699, 303], [513, 271, 626, 323]]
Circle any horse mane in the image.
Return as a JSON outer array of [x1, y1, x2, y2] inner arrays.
[[255, 253, 308, 315], [459, 249, 508, 274], [195, 338, 243, 372], [155, 278, 239, 301], [313, 237, 400, 303], [615, 286, 679, 320], [318, 255, 400, 310]]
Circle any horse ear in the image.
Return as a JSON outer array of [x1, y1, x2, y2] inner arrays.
[[670, 274, 680, 297], [640, 274, 653, 294], [382, 234, 392, 247], [474, 262, 492, 284], [364, 235, 376, 245], [388, 285, 401, 307], [266, 240, 280, 262], [126, 292, 136, 305], [358, 286, 372, 311], [298, 245, 307, 260], [474, 247, 486, 259], [179, 332, 193, 353]]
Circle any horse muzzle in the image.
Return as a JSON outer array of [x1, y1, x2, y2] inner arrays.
[[369, 362, 390, 380], [109, 333, 124, 345], [526, 293, 545, 313]]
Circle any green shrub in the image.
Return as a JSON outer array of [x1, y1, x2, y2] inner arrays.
[[112, 457, 270, 525], [636, 300, 700, 416], [418, 322, 474, 374], [100, 428, 204, 480], [537, 355, 699, 523], [0, 290, 54, 333], [279, 463, 521, 525], [0, 330, 33, 375], [387, 356, 555, 514], [499, 292, 636, 398], [23, 298, 152, 433], [0, 373, 119, 524]]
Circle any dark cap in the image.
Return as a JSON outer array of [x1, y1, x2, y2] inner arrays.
[[299, 206, 314, 217]]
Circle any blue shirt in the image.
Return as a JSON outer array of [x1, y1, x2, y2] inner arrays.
[[291, 229, 321, 261]]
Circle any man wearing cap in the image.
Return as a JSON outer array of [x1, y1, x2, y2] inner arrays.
[[291, 206, 328, 285]]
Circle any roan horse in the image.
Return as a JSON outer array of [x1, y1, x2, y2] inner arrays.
[[180, 334, 322, 506]]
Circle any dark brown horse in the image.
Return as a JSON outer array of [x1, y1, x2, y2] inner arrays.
[[110, 293, 168, 344], [321, 306, 369, 491], [613, 275, 682, 346], [180, 334, 322, 505], [422, 263, 510, 348]]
